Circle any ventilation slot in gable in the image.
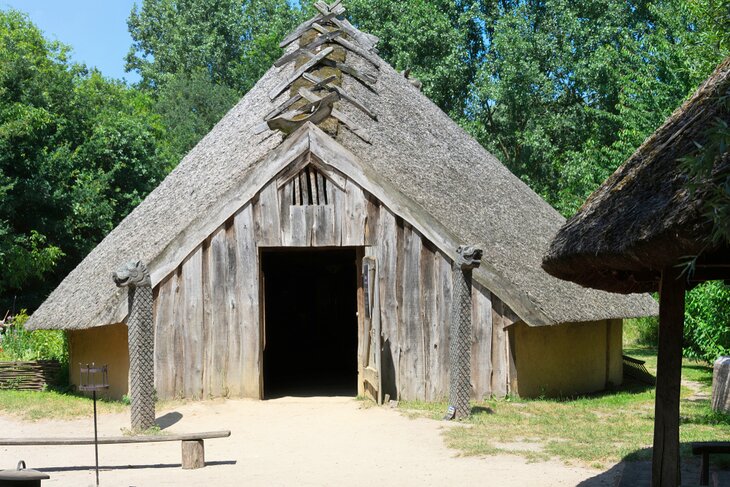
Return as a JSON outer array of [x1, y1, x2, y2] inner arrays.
[[289, 166, 330, 206]]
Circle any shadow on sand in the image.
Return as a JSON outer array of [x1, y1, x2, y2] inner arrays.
[[37, 460, 236, 473], [576, 446, 712, 487], [155, 411, 183, 430]]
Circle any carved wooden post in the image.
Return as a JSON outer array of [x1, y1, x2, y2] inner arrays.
[[113, 260, 156, 431], [445, 245, 483, 420]]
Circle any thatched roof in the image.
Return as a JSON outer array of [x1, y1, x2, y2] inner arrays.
[[27, 13, 656, 330], [543, 57, 730, 293]]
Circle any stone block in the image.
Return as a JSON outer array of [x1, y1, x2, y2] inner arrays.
[[711, 356, 730, 413]]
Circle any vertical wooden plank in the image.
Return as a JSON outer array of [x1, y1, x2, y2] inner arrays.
[[308, 168, 319, 205], [171, 267, 185, 398], [153, 274, 175, 400], [181, 247, 204, 399], [491, 295, 508, 398], [356, 247, 366, 397], [254, 182, 282, 247], [201, 237, 213, 400], [234, 204, 261, 398], [316, 171, 326, 205], [287, 206, 309, 246], [279, 182, 292, 245], [471, 282, 493, 401], [312, 204, 336, 246], [205, 227, 230, 399], [225, 221, 243, 397], [398, 224, 423, 401], [376, 207, 399, 399], [330, 182, 344, 246], [364, 193, 380, 247], [435, 252, 452, 400], [420, 241, 437, 401], [343, 179, 367, 246], [293, 174, 301, 205], [652, 266, 685, 487], [299, 170, 309, 205]]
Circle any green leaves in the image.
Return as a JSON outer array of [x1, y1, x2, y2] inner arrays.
[[684, 281, 730, 363], [0, 9, 171, 309]]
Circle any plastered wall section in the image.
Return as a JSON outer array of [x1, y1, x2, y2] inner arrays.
[[512, 319, 623, 398], [68, 323, 129, 400]]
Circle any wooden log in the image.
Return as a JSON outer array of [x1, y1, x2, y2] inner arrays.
[[181, 439, 205, 469], [274, 29, 342, 67], [278, 7, 345, 48], [303, 72, 377, 120], [269, 46, 335, 100], [652, 265, 686, 487], [310, 23, 380, 69]]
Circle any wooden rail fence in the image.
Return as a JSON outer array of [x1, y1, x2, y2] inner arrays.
[[0, 361, 61, 390]]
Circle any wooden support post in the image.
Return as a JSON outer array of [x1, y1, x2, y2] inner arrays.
[[652, 265, 686, 487], [182, 439, 205, 469]]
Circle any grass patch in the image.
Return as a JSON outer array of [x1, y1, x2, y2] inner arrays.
[[399, 347, 730, 468], [0, 389, 128, 421]]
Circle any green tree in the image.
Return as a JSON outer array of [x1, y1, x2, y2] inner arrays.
[[126, 0, 305, 93], [154, 70, 240, 160], [346, 0, 485, 117], [0, 9, 171, 309]]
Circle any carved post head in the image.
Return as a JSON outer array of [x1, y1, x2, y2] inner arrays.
[[112, 260, 151, 288], [456, 245, 483, 270]]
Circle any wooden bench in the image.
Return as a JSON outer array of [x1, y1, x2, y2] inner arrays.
[[0, 430, 230, 470], [691, 441, 730, 486]]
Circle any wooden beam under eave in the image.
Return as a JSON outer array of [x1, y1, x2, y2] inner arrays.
[[651, 265, 686, 487]]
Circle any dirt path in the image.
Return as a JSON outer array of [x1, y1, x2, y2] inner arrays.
[[0, 396, 619, 486]]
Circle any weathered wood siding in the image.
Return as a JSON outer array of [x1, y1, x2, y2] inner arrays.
[[152, 160, 515, 401]]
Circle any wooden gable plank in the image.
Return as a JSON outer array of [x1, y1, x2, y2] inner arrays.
[[254, 182, 282, 247]]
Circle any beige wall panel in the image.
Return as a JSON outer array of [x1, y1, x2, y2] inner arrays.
[[513, 320, 619, 398], [68, 324, 129, 400]]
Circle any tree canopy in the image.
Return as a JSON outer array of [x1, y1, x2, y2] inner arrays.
[[0, 9, 171, 309]]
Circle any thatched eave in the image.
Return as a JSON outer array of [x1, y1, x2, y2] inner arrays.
[[543, 57, 730, 293]]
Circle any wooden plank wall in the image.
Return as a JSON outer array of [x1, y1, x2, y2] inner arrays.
[[152, 162, 516, 401]]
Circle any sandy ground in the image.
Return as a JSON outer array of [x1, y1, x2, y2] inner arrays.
[[0, 396, 621, 487]]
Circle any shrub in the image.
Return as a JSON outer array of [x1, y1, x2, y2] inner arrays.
[[0, 311, 68, 363], [684, 281, 730, 363], [625, 316, 659, 347]]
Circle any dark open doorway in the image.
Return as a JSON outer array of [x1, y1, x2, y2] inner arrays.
[[261, 248, 359, 398]]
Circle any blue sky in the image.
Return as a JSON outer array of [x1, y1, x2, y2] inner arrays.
[[2, 0, 141, 83]]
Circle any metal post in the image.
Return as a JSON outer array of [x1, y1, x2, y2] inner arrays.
[[79, 363, 108, 487], [93, 389, 99, 487]]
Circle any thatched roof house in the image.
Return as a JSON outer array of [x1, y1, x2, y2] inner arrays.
[[29, 2, 655, 402], [543, 57, 730, 487]]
